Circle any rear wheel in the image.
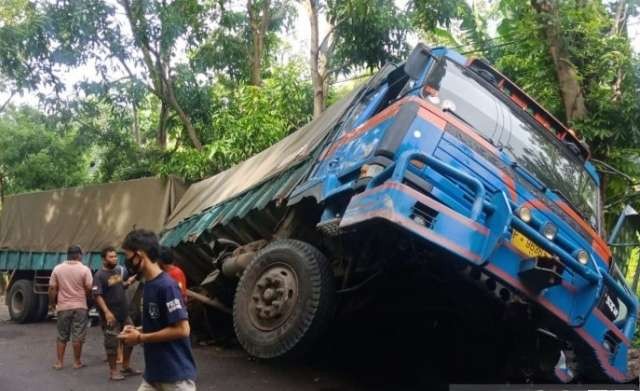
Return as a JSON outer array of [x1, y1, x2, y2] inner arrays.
[[233, 239, 336, 359], [33, 294, 49, 322], [8, 280, 37, 323]]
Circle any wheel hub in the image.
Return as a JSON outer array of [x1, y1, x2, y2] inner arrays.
[[248, 264, 298, 331]]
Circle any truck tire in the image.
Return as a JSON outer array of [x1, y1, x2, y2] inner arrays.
[[8, 279, 37, 323], [233, 239, 335, 359], [33, 294, 49, 322]]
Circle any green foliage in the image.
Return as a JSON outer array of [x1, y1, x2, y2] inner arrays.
[[410, 0, 468, 31], [327, 0, 410, 74], [0, 106, 88, 194], [494, 1, 565, 117], [190, 9, 250, 83], [93, 130, 160, 182], [159, 62, 313, 182], [411, 0, 497, 53], [490, 0, 640, 215], [190, 1, 295, 84], [0, 0, 115, 95], [0, 0, 638, 228]]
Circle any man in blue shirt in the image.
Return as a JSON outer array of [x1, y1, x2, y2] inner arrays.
[[118, 229, 197, 391]]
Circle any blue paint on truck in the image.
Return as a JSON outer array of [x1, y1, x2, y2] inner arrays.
[[290, 46, 638, 382]]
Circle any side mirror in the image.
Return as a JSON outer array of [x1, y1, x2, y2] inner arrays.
[[404, 43, 433, 81], [608, 205, 640, 245], [608, 205, 640, 294]]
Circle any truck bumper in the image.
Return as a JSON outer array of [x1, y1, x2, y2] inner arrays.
[[339, 150, 638, 383]]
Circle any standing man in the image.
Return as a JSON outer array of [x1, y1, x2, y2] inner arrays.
[[48, 245, 93, 370], [158, 246, 188, 300], [119, 229, 197, 391], [92, 246, 140, 380]]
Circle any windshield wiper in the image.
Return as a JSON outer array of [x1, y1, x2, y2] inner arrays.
[[443, 107, 499, 147], [442, 107, 472, 128]]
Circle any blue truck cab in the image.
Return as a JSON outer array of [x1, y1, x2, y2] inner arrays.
[[287, 44, 638, 383]]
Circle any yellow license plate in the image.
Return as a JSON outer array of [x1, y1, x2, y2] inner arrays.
[[511, 230, 551, 258]]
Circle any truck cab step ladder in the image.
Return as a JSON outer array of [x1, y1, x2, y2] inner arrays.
[[33, 272, 50, 294]]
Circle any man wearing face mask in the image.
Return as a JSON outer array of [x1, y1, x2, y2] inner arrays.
[[92, 246, 140, 380], [118, 229, 196, 391]]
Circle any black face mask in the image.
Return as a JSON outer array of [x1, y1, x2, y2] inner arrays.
[[125, 253, 142, 275]]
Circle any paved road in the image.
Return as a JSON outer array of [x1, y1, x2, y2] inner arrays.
[[0, 300, 372, 391], [0, 297, 448, 391]]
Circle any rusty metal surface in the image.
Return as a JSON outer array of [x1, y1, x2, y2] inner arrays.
[[160, 161, 312, 248]]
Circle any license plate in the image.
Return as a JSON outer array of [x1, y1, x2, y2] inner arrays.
[[511, 230, 551, 258]]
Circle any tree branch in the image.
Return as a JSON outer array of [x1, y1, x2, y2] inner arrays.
[[0, 90, 16, 114], [318, 13, 350, 57], [119, 0, 160, 92]]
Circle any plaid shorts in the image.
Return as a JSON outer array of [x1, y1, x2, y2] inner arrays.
[[102, 317, 132, 355], [56, 309, 88, 343]]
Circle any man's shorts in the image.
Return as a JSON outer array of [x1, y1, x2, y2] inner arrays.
[[56, 309, 88, 343], [137, 379, 196, 391], [102, 317, 132, 355]]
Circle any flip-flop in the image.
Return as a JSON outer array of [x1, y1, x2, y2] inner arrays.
[[110, 373, 125, 381], [120, 367, 142, 376], [52, 364, 63, 370], [73, 363, 86, 369]]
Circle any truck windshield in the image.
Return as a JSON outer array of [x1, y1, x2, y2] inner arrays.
[[424, 59, 598, 228]]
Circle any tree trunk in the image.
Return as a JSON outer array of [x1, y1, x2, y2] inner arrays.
[[306, 0, 324, 118], [0, 91, 14, 114], [532, 0, 587, 124], [132, 103, 141, 145], [612, 0, 628, 36], [157, 101, 169, 149], [120, 0, 203, 150], [610, 1, 629, 103], [247, 0, 271, 86], [165, 80, 203, 150], [306, 0, 334, 118]]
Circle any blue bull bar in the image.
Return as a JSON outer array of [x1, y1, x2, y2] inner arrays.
[[358, 149, 638, 341]]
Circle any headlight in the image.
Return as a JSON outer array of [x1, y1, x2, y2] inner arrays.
[[517, 206, 532, 223], [541, 223, 557, 240], [576, 250, 589, 265]]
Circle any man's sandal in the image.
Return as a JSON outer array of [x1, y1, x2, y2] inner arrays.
[[120, 367, 142, 376], [110, 372, 125, 381]]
